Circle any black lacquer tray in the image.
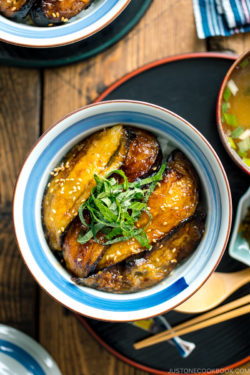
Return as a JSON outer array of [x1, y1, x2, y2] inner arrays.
[[0, 0, 151, 68], [77, 53, 250, 375]]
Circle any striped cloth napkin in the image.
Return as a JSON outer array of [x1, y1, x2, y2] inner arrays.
[[193, 0, 250, 38]]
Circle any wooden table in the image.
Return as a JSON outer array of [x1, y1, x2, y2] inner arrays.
[[0, 1, 249, 374]]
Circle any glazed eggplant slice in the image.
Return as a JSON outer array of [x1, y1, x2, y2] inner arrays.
[[43, 125, 128, 251], [63, 218, 105, 278], [96, 150, 199, 270], [0, 0, 34, 19], [61, 127, 162, 277], [74, 213, 206, 293], [122, 128, 162, 182], [31, 0, 92, 26]]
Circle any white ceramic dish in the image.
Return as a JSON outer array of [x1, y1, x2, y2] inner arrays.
[[0, 0, 130, 47], [0, 324, 61, 375], [229, 187, 250, 266], [13, 100, 232, 321]]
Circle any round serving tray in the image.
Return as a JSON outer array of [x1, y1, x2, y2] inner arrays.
[[0, 0, 151, 68], [77, 53, 250, 375]]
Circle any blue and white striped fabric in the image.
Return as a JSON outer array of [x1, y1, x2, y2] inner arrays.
[[193, 0, 250, 38]]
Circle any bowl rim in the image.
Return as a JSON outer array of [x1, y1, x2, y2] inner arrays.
[[228, 187, 250, 266], [216, 49, 250, 175], [0, 0, 131, 48], [13, 99, 232, 321]]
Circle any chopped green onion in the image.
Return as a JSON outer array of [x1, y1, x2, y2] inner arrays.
[[222, 102, 228, 114], [223, 87, 231, 102], [224, 113, 238, 127], [231, 126, 244, 139], [240, 58, 249, 69], [238, 150, 247, 158], [243, 158, 250, 167], [228, 137, 236, 150]]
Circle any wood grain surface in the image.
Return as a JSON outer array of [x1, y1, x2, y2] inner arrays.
[[0, 67, 40, 337], [0, 0, 249, 374]]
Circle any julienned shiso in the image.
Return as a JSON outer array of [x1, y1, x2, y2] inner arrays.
[[77, 163, 166, 249]]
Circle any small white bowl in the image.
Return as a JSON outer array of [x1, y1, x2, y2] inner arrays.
[[229, 187, 250, 266], [13, 100, 232, 321], [0, 324, 61, 374], [0, 0, 130, 47]]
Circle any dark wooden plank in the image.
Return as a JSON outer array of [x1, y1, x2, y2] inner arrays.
[[0, 66, 41, 337], [42, 0, 205, 127]]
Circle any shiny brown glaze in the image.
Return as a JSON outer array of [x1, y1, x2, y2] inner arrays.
[[63, 218, 105, 278], [122, 128, 162, 182], [74, 213, 206, 293], [96, 150, 199, 270], [0, 0, 34, 19], [43, 125, 128, 251], [61, 127, 161, 277], [31, 0, 92, 25]]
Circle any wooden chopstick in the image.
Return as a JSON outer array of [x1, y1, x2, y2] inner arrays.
[[142, 294, 250, 341], [134, 295, 250, 350]]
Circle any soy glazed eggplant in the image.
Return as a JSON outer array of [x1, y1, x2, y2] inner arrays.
[[0, 0, 92, 25], [43, 125, 205, 293], [0, 0, 34, 20]]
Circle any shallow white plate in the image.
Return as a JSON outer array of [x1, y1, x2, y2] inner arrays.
[[0, 324, 61, 375], [229, 187, 250, 266]]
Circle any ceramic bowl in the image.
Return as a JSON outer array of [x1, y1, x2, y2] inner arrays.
[[217, 50, 250, 175], [229, 187, 250, 266], [0, 0, 130, 47], [13, 100, 232, 321], [0, 324, 61, 374]]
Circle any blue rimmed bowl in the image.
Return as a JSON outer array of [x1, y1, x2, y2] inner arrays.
[[13, 100, 232, 321], [0, 0, 130, 47]]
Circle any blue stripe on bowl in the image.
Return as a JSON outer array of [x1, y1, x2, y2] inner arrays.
[[22, 111, 221, 312], [0, 0, 121, 39], [0, 339, 46, 375]]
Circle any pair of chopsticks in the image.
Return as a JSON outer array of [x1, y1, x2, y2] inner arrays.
[[134, 294, 250, 350]]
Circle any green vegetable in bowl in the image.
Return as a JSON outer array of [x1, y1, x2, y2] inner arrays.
[[78, 164, 166, 249]]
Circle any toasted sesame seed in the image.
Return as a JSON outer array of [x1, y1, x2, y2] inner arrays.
[[52, 12, 56, 18], [171, 259, 177, 263], [47, 182, 51, 187], [153, 167, 157, 171], [56, 11, 59, 17], [11, 6, 16, 10], [61, 227, 64, 231], [52, 209, 56, 213], [63, 17, 68, 22], [77, 258, 82, 262], [163, 221, 167, 225], [160, 244, 163, 248], [48, 23, 53, 26]]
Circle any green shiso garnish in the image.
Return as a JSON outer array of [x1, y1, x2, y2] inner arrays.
[[77, 163, 166, 249]]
